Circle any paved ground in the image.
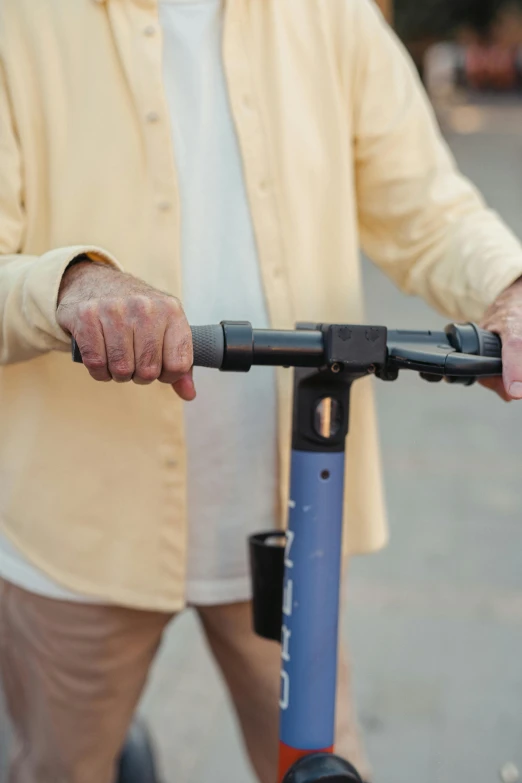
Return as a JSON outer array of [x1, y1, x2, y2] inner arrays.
[[2, 101, 522, 783]]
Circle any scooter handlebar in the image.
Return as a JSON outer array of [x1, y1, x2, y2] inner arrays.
[[71, 321, 503, 380]]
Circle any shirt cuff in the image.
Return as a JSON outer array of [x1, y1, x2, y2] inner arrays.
[[24, 245, 122, 348]]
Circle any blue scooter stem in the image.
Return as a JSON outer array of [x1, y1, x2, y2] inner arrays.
[[278, 449, 345, 779]]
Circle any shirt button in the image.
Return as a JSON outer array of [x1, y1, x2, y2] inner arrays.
[[258, 179, 269, 195], [166, 458, 177, 469], [146, 111, 160, 124], [242, 94, 253, 110], [158, 200, 172, 212], [143, 25, 156, 36]]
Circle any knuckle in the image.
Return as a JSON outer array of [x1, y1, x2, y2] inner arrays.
[[76, 301, 99, 324], [101, 298, 124, 319], [128, 294, 154, 318], [132, 376, 153, 386], [166, 296, 184, 318], [112, 365, 133, 379], [136, 364, 161, 382], [83, 355, 107, 372], [107, 350, 133, 378]]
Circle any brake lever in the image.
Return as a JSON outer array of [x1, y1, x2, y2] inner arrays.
[[384, 324, 502, 382]]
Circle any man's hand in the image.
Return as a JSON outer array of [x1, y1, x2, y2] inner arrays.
[[480, 277, 522, 402], [56, 261, 195, 401]]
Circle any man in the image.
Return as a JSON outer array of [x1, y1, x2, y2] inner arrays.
[[0, 1, 521, 782]]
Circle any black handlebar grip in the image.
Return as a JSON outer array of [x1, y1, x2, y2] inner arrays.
[[71, 324, 225, 369], [474, 327, 502, 358], [71, 339, 83, 363], [190, 324, 225, 368], [445, 323, 502, 358]]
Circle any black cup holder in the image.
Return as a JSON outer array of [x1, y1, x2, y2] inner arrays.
[[249, 530, 286, 642]]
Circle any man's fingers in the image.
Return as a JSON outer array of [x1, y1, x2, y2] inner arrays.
[[172, 370, 197, 402], [102, 320, 135, 382], [161, 311, 196, 399], [478, 330, 522, 401], [74, 308, 110, 382], [133, 321, 164, 385], [161, 317, 194, 387], [479, 376, 512, 402], [501, 333, 522, 399]]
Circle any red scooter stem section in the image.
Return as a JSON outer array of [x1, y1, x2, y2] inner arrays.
[[278, 742, 334, 782]]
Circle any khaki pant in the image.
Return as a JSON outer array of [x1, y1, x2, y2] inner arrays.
[[0, 579, 369, 783]]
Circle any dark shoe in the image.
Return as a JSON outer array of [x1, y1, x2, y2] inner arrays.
[[116, 717, 161, 783]]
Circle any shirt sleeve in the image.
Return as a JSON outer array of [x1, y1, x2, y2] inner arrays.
[[0, 59, 121, 366], [347, 0, 522, 322]]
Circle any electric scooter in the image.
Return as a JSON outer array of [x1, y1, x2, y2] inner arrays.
[[73, 319, 503, 783]]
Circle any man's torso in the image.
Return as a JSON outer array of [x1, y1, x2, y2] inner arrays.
[[0, 0, 386, 610]]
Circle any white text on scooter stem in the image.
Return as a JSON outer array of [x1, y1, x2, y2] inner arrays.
[[280, 529, 295, 711]]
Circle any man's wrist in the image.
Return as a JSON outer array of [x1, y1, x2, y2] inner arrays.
[[64, 253, 92, 272], [58, 255, 107, 306]]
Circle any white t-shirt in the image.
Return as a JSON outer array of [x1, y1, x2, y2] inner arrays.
[[0, 0, 278, 606]]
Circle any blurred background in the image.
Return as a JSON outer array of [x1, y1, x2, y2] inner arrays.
[[1, 2, 522, 782], [380, 0, 522, 74]]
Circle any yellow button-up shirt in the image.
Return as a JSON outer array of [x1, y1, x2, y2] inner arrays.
[[1, 0, 522, 611]]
